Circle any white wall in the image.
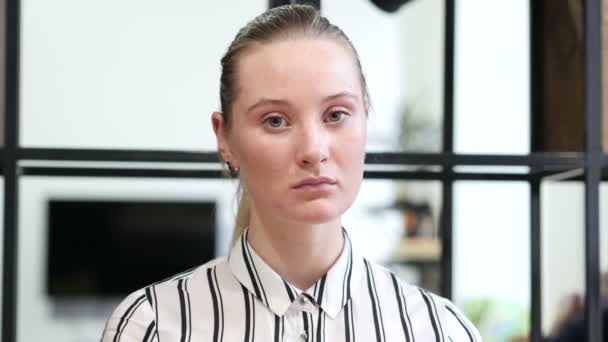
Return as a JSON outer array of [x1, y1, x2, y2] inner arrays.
[[452, 2, 532, 337], [453, 0, 530, 155], [20, 0, 267, 150]]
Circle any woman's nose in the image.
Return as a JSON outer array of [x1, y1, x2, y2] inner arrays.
[[296, 125, 329, 167]]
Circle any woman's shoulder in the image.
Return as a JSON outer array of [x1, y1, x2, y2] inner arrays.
[[101, 256, 227, 341], [150, 256, 227, 288], [363, 258, 483, 341]]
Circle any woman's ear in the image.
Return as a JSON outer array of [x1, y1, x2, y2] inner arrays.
[[211, 111, 236, 164]]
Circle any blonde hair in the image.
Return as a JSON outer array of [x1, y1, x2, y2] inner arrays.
[[218, 4, 369, 246]]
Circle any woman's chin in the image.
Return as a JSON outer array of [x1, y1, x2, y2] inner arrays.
[[291, 204, 343, 224]]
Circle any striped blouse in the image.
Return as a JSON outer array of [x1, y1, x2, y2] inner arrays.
[[101, 227, 482, 341]]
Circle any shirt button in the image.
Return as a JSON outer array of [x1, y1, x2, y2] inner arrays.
[[298, 296, 307, 305], [300, 332, 308, 340]]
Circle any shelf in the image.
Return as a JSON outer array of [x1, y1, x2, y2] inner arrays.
[[9, 148, 601, 181], [390, 237, 442, 264], [15, 148, 588, 167], [14, 164, 590, 181]]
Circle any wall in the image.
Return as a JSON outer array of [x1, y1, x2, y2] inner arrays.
[[452, 0, 530, 303]]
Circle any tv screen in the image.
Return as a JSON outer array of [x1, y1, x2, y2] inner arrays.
[[47, 199, 216, 298]]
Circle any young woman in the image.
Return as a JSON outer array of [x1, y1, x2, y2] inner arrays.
[[101, 5, 482, 342]]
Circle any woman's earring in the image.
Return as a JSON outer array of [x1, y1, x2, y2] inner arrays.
[[226, 161, 240, 177]]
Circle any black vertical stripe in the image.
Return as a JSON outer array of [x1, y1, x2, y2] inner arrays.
[[341, 252, 350, 306], [426, 292, 445, 342], [251, 292, 256, 342], [369, 263, 386, 342], [283, 280, 295, 302], [402, 289, 415, 341], [316, 274, 327, 305], [341, 243, 353, 307], [213, 267, 225, 342], [245, 230, 269, 305], [152, 286, 159, 335], [344, 302, 350, 342], [242, 285, 252, 342], [273, 315, 281, 342], [208, 269, 220, 342], [281, 316, 285, 341], [143, 321, 156, 342], [177, 279, 188, 342], [242, 231, 269, 306], [302, 312, 309, 341], [308, 313, 314, 342], [343, 299, 352, 342], [186, 279, 192, 342], [349, 299, 356, 342], [316, 310, 324, 342], [365, 260, 384, 342], [390, 274, 412, 342], [114, 294, 146, 342], [446, 306, 475, 342], [420, 289, 440, 342], [145, 287, 154, 306], [241, 234, 263, 301]]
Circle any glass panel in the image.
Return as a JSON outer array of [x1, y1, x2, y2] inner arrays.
[[453, 0, 530, 155], [344, 179, 443, 293], [453, 181, 530, 341], [20, 0, 266, 150], [541, 182, 585, 339], [324, 0, 444, 152], [18, 177, 236, 341]]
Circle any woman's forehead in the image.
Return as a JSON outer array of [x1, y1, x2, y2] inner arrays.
[[235, 38, 363, 106]]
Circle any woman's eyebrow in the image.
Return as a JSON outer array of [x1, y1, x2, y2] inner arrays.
[[246, 92, 359, 114], [246, 98, 288, 114], [322, 91, 358, 102]]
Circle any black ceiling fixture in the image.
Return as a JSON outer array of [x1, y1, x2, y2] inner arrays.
[[369, 0, 412, 13]]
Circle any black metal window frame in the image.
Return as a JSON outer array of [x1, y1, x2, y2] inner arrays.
[[1, 1, 604, 341]]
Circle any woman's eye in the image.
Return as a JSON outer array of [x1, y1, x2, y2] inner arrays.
[[263, 115, 286, 128], [326, 110, 348, 123]]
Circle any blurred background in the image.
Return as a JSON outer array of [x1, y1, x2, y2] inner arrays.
[[0, 0, 606, 341]]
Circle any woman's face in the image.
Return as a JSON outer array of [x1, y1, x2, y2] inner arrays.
[[214, 37, 367, 225]]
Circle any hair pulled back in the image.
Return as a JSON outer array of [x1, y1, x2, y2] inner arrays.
[[218, 4, 369, 246]]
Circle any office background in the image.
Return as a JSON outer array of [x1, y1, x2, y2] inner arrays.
[[0, 0, 607, 341]]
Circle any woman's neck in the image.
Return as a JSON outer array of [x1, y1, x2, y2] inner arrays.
[[246, 211, 344, 291]]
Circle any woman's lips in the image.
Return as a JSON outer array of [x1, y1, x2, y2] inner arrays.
[[293, 182, 336, 192], [292, 176, 337, 191]]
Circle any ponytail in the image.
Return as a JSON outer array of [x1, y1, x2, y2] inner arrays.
[[231, 180, 250, 247]]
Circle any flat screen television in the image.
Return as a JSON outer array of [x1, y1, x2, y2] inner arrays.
[[47, 199, 216, 298]]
